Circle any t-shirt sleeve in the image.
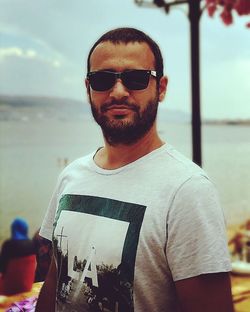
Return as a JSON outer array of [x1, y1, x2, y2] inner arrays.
[[39, 190, 58, 241], [39, 166, 70, 241], [166, 174, 232, 281]]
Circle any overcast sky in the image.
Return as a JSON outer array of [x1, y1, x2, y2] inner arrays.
[[0, 0, 249, 119]]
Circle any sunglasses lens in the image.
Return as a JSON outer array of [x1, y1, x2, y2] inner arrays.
[[88, 70, 152, 91], [123, 70, 150, 90], [89, 72, 115, 91]]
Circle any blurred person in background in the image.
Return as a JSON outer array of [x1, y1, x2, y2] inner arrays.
[[229, 219, 250, 261], [0, 218, 35, 274], [0, 218, 36, 295]]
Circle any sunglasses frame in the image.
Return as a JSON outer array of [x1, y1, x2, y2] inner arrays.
[[87, 69, 158, 91]]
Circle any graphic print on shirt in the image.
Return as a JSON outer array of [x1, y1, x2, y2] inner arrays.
[[52, 194, 146, 312]]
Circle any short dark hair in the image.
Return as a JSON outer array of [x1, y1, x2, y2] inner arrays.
[[87, 27, 164, 81]]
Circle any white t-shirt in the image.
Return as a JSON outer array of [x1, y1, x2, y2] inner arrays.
[[40, 144, 231, 312]]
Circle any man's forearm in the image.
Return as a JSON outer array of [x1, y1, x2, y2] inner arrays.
[[36, 257, 57, 312], [175, 272, 234, 312]]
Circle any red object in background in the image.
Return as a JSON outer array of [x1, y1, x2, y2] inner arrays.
[[234, 0, 250, 15], [220, 6, 234, 24], [207, 2, 217, 16], [0, 255, 36, 295], [205, 0, 250, 27]]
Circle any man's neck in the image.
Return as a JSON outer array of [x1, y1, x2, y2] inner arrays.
[[94, 126, 165, 170]]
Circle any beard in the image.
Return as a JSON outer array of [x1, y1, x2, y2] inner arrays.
[[89, 94, 159, 146]]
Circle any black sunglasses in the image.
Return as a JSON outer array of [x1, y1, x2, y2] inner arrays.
[[87, 69, 157, 91]]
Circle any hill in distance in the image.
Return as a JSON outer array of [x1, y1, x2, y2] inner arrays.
[[0, 94, 190, 123]]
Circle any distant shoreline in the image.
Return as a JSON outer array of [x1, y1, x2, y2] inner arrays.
[[1, 94, 249, 125], [204, 120, 250, 126]]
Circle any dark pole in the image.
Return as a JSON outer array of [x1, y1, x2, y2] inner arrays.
[[188, 0, 202, 166], [135, 0, 203, 166]]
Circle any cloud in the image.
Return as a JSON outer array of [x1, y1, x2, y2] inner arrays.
[[52, 60, 61, 68], [0, 51, 83, 100], [0, 47, 37, 60], [0, 46, 61, 69]]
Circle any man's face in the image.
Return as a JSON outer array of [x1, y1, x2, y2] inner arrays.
[[86, 41, 165, 146]]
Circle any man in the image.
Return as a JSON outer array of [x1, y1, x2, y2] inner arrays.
[[36, 27, 233, 312]]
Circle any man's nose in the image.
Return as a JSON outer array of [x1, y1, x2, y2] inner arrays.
[[109, 79, 130, 100]]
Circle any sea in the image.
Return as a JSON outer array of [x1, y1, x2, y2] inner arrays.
[[0, 118, 250, 244]]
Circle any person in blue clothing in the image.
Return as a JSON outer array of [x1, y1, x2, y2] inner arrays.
[[0, 218, 35, 273]]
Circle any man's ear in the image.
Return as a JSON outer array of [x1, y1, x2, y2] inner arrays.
[[84, 78, 92, 104], [85, 78, 90, 93], [158, 76, 168, 102], [85, 78, 91, 100]]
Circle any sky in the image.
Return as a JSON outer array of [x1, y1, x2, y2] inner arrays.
[[0, 0, 249, 120]]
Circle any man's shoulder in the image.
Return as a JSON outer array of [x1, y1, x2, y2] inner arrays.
[[154, 144, 206, 179]]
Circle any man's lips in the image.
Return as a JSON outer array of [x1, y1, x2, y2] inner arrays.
[[103, 105, 136, 114]]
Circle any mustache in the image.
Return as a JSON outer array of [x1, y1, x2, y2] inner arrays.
[[100, 100, 139, 113]]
